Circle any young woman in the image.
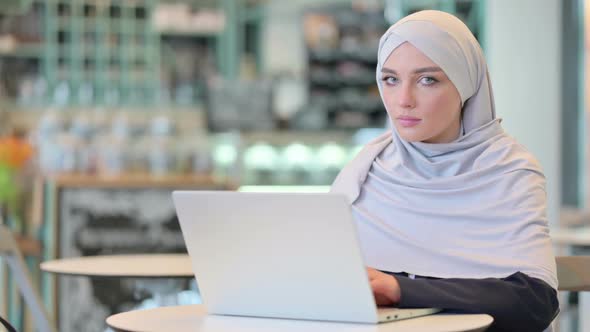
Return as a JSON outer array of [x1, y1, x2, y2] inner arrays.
[[331, 10, 559, 332]]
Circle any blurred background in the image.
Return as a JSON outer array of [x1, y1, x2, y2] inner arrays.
[[0, 0, 586, 331]]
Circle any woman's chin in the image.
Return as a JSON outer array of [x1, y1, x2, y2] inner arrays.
[[396, 130, 425, 143]]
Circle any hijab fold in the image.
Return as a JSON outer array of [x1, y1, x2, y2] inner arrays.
[[330, 10, 557, 289]]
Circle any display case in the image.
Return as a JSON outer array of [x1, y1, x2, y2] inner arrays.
[[39, 173, 233, 332]]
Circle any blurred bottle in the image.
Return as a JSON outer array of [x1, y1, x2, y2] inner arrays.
[[148, 139, 175, 176], [188, 133, 213, 174], [56, 133, 77, 172], [148, 114, 176, 176], [96, 113, 130, 175], [52, 80, 70, 106], [70, 113, 96, 173], [77, 81, 94, 106], [36, 109, 64, 173], [32, 76, 48, 104]]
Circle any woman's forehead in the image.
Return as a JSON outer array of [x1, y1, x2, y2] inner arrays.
[[383, 42, 440, 70]]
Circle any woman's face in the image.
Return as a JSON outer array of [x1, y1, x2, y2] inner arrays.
[[380, 42, 462, 143]]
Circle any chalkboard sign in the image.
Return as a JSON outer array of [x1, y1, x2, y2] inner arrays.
[[56, 188, 197, 332]]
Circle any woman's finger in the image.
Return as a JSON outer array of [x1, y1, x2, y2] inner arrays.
[[366, 267, 379, 279]]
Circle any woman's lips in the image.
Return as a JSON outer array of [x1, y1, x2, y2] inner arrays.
[[397, 116, 421, 128]]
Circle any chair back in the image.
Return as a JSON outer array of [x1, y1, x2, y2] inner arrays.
[[556, 256, 590, 291]]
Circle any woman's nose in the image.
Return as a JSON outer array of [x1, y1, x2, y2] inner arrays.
[[397, 83, 416, 109]]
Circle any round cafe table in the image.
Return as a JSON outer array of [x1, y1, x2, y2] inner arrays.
[[40, 254, 193, 278], [40, 254, 197, 331], [106, 304, 493, 332]]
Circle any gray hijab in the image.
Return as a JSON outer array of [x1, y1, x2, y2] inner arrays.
[[331, 10, 557, 289]]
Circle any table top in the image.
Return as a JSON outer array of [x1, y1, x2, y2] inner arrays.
[[40, 254, 194, 278], [106, 305, 493, 332], [44, 173, 233, 189], [551, 226, 590, 246]]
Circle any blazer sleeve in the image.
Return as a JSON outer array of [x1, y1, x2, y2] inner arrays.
[[392, 272, 559, 332]]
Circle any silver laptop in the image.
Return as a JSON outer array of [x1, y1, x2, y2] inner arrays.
[[172, 191, 440, 324]]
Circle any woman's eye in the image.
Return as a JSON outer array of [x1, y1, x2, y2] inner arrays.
[[382, 76, 398, 85], [420, 77, 438, 85]]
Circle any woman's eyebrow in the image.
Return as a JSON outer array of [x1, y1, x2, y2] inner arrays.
[[413, 66, 443, 74], [381, 66, 443, 74]]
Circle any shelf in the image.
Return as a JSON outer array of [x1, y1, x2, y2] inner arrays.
[[309, 74, 375, 87], [45, 172, 231, 189], [157, 29, 220, 38], [308, 49, 377, 63], [57, 18, 150, 33], [303, 3, 386, 132], [0, 44, 43, 58], [35, 0, 162, 107], [310, 97, 384, 113], [2, 0, 260, 109], [240, 130, 356, 145]]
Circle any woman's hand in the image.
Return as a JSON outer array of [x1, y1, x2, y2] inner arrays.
[[367, 267, 401, 306]]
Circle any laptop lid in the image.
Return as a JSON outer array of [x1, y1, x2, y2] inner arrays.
[[173, 191, 380, 323]]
